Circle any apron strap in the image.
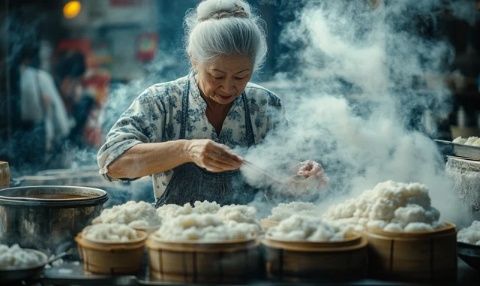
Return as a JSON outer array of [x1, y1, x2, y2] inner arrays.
[[181, 74, 255, 147], [241, 92, 255, 147], [179, 76, 190, 140]]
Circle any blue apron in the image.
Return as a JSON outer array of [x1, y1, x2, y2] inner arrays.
[[155, 77, 257, 207]]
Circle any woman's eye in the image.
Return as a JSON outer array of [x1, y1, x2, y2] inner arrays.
[[210, 74, 223, 80], [234, 77, 245, 80]]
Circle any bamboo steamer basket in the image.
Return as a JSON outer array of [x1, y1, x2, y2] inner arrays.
[[262, 232, 368, 281], [0, 161, 10, 188], [365, 222, 457, 282], [75, 229, 147, 274], [146, 235, 262, 283]]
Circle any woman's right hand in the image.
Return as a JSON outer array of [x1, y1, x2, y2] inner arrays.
[[185, 139, 243, 172]]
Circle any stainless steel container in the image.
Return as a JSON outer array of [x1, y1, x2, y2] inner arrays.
[[446, 156, 480, 220], [0, 186, 108, 254]]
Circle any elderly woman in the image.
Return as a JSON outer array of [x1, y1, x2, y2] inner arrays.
[[98, 0, 325, 206]]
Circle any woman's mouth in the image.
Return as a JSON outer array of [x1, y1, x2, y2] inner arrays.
[[216, 93, 234, 100]]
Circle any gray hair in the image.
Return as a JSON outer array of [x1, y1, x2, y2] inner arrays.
[[185, 0, 267, 71]]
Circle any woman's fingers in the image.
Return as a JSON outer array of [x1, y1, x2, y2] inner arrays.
[[297, 160, 323, 177], [188, 139, 243, 172], [209, 143, 242, 161], [206, 142, 242, 166], [292, 160, 329, 191], [204, 153, 240, 172]]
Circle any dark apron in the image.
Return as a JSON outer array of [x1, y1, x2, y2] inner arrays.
[[155, 78, 257, 207]]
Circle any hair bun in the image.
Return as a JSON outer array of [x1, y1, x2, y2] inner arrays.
[[197, 0, 251, 22]]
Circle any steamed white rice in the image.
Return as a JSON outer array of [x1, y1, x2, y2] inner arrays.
[[0, 244, 46, 269], [267, 215, 347, 241], [458, 221, 480, 246], [92, 201, 161, 228], [83, 223, 141, 242], [153, 213, 260, 242], [323, 180, 443, 232], [153, 201, 260, 241], [453, 136, 480, 146]]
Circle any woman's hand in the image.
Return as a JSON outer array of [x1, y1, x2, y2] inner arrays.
[[297, 160, 325, 179], [287, 160, 329, 193], [186, 139, 243, 172]]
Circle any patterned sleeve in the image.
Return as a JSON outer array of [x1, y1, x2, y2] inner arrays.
[[265, 91, 287, 132], [97, 87, 166, 180], [247, 85, 287, 144]]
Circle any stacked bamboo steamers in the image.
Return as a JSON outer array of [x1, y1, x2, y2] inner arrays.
[[75, 181, 457, 283], [75, 201, 263, 282], [261, 181, 457, 282]]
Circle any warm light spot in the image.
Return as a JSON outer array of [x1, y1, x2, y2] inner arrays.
[[63, 1, 82, 19]]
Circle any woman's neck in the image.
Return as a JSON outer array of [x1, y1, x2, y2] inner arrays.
[[197, 84, 232, 135]]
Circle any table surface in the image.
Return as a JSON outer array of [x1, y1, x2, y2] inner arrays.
[[32, 257, 479, 286]]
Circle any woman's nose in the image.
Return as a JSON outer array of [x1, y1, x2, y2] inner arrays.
[[221, 78, 236, 95]]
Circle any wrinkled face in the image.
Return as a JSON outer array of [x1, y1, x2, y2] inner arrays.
[[195, 54, 252, 105]]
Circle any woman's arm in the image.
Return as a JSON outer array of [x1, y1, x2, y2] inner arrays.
[[107, 139, 243, 179], [99, 83, 243, 181], [107, 140, 190, 179]]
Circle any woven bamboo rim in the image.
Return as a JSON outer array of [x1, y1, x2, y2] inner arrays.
[[146, 235, 259, 252], [366, 222, 456, 239], [262, 232, 367, 252], [76, 229, 147, 251]]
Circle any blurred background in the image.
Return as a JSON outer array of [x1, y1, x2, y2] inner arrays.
[[0, 0, 479, 189], [0, 0, 300, 173]]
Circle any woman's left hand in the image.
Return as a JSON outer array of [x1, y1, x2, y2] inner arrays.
[[289, 160, 328, 191], [297, 160, 324, 178]]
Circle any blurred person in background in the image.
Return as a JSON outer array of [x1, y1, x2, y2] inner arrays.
[[14, 45, 70, 169], [98, 0, 327, 206], [55, 51, 96, 148]]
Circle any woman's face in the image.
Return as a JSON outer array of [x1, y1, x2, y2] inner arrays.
[[195, 54, 252, 105]]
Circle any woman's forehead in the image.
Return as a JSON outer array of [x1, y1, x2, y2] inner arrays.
[[205, 54, 252, 73]]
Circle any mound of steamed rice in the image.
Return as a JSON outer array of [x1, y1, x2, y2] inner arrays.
[[157, 201, 258, 224], [83, 223, 141, 242], [323, 180, 445, 232], [0, 244, 46, 269], [267, 215, 347, 241], [458, 221, 480, 246], [153, 213, 259, 242], [453, 136, 480, 146], [92, 201, 161, 228]]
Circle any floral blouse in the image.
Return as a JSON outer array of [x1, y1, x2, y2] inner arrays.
[[97, 73, 283, 199]]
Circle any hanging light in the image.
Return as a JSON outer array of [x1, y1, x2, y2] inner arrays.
[[63, 1, 82, 19]]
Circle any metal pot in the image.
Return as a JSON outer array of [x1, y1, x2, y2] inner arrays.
[[0, 186, 108, 254]]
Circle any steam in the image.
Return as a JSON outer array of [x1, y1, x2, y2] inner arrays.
[[100, 49, 187, 133], [242, 0, 474, 224], [2, 0, 478, 222], [448, 0, 478, 26]]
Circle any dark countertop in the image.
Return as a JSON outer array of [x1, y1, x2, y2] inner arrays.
[[31, 257, 478, 286]]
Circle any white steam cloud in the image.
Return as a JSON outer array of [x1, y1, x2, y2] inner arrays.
[[242, 0, 475, 225]]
